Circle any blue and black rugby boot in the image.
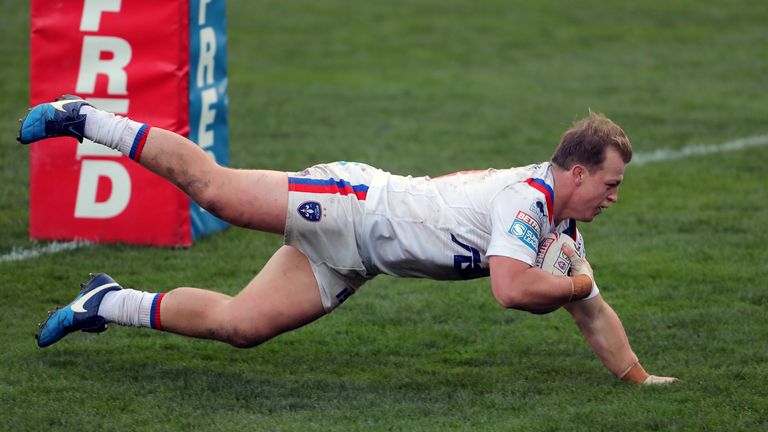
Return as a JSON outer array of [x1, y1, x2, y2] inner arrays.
[[17, 95, 91, 144], [36, 273, 122, 348]]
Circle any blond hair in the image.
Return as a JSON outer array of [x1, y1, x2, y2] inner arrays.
[[551, 111, 632, 170]]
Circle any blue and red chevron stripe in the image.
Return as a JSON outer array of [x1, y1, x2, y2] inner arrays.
[[129, 124, 151, 161], [149, 292, 165, 330], [524, 178, 554, 224], [288, 177, 369, 200]]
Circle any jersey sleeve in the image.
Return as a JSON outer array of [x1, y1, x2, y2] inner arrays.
[[486, 184, 550, 265]]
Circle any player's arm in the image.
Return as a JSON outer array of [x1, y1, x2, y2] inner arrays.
[[561, 245, 677, 384], [564, 295, 678, 384], [488, 256, 593, 314]]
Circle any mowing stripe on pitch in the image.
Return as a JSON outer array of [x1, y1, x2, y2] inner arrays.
[[2, 133, 767, 263]]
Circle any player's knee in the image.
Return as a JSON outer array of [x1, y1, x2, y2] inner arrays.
[[222, 326, 269, 349], [209, 309, 269, 348], [227, 332, 264, 348], [227, 335, 264, 349], [192, 183, 250, 228], [192, 184, 224, 217], [179, 167, 228, 218]]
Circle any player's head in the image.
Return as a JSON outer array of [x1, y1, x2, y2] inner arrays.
[[552, 111, 632, 222], [550, 110, 632, 171]]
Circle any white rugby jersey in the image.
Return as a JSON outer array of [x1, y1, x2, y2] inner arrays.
[[359, 162, 586, 280]]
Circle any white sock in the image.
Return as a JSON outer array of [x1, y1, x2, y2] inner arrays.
[[79, 105, 151, 161], [98, 289, 166, 329]]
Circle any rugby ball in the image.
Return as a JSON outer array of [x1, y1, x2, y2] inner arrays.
[[534, 233, 577, 276]]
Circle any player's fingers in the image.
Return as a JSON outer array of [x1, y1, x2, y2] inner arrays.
[[562, 243, 585, 268], [562, 242, 577, 258]]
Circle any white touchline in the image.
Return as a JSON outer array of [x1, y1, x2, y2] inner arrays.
[[2, 133, 767, 263], [0, 241, 89, 264], [631, 134, 768, 166]]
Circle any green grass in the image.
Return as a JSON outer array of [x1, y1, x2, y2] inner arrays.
[[2, 0, 768, 430]]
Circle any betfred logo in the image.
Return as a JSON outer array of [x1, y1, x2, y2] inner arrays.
[[515, 210, 540, 232], [30, 0, 228, 246], [75, 2, 135, 219], [534, 236, 555, 267]]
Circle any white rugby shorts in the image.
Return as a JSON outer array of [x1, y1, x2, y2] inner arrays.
[[284, 162, 380, 311]]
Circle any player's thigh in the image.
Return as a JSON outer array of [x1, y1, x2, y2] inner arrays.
[[223, 245, 326, 345], [205, 167, 289, 234]]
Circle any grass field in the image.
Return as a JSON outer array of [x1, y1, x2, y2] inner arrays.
[[2, 0, 767, 430]]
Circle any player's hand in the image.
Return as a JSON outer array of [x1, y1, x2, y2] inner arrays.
[[643, 375, 679, 385], [562, 243, 594, 283]]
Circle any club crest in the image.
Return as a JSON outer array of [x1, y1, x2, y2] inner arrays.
[[297, 201, 322, 222]]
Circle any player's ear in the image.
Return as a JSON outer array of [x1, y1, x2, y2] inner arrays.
[[572, 165, 586, 185]]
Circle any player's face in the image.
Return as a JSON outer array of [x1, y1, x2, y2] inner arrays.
[[573, 147, 626, 221]]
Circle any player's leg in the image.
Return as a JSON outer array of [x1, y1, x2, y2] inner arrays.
[[138, 127, 288, 233], [37, 245, 326, 348], [159, 245, 325, 347], [18, 96, 287, 233]]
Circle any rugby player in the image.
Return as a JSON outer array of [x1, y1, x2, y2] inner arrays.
[[18, 96, 677, 384]]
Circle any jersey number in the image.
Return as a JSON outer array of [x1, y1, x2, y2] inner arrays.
[[451, 234, 485, 279]]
